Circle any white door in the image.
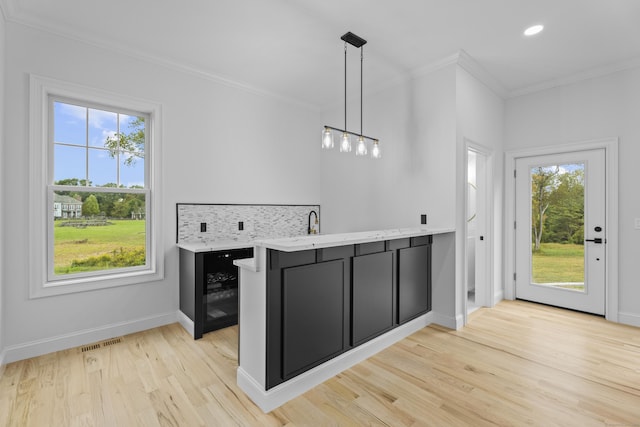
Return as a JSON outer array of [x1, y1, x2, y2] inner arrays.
[[515, 149, 606, 315]]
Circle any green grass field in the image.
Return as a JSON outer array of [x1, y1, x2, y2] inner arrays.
[[532, 243, 584, 287], [54, 220, 146, 274]]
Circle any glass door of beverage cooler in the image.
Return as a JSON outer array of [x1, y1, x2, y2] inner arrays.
[[202, 247, 253, 333]]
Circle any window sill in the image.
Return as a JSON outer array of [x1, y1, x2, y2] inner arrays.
[[30, 268, 164, 299]]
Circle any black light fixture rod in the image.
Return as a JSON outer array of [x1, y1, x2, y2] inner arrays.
[[360, 45, 363, 136], [344, 41, 347, 131], [322, 126, 378, 142]]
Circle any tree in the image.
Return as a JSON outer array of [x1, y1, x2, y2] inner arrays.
[[531, 166, 559, 251], [111, 194, 145, 218], [82, 194, 100, 217], [94, 183, 123, 217], [104, 116, 145, 166], [54, 178, 92, 197], [545, 169, 584, 244], [54, 178, 92, 186]]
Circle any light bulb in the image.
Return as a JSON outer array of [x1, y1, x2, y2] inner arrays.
[[321, 127, 334, 149], [524, 24, 544, 36], [356, 136, 367, 156], [371, 140, 381, 159], [339, 132, 352, 153]]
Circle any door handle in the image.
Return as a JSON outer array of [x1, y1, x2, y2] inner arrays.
[[585, 238, 603, 244]]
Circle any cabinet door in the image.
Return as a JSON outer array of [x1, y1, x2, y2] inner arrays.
[[282, 260, 345, 380], [398, 245, 431, 323], [352, 251, 394, 345]]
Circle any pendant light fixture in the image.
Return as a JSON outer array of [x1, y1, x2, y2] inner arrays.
[[322, 32, 381, 159]]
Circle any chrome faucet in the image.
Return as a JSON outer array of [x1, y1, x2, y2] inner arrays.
[[308, 210, 318, 234]]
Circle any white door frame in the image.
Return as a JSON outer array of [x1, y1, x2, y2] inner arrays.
[[504, 138, 619, 322], [464, 139, 495, 324]]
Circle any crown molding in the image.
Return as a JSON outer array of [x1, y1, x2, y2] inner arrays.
[[411, 52, 460, 79], [508, 56, 640, 98], [6, 0, 639, 105], [368, 52, 461, 99], [370, 50, 508, 102], [319, 51, 465, 112], [2, 3, 320, 112], [456, 50, 509, 99]]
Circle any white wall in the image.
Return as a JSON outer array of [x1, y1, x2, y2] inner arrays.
[[0, 7, 6, 369], [319, 65, 457, 233], [318, 64, 459, 325], [505, 67, 640, 326], [456, 66, 505, 313], [2, 22, 321, 359]]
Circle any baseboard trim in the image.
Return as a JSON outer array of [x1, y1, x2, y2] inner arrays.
[[618, 311, 640, 328], [3, 311, 178, 364], [238, 311, 434, 413], [431, 311, 463, 330], [0, 350, 6, 381], [493, 290, 504, 306], [177, 310, 194, 337]]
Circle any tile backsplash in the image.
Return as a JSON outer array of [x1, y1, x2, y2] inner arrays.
[[177, 203, 320, 243]]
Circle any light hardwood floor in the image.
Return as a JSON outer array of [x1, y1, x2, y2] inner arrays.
[[1, 300, 639, 426]]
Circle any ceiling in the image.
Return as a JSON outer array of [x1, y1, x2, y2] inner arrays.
[[3, 0, 640, 109]]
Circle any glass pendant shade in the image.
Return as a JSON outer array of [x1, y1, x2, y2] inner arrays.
[[339, 132, 352, 152], [356, 136, 367, 156], [321, 127, 334, 149], [371, 140, 381, 159], [323, 32, 381, 159]]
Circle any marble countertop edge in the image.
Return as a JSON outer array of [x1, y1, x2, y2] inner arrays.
[[176, 239, 255, 252], [177, 227, 455, 253], [255, 227, 455, 252]]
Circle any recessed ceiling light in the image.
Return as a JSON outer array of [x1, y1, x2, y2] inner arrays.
[[524, 24, 544, 36]]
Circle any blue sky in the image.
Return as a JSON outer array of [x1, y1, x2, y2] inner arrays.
[[53, 102, 144, 188], [559, 163, 583, 173], [535, 163, 584, 175]]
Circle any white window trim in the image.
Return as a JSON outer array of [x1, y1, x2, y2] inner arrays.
[[29, 74, 164, 298]]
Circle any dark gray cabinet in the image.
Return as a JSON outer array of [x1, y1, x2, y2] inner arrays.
[[352, 251, 394, 345], [266, 236, 431, 390], [398, 244, 431, 323], [282, 261, 345, 380]]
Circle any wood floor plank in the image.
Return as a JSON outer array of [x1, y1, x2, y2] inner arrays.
[[1, 300, 639, 426]]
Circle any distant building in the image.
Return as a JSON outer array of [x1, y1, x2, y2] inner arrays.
[[53, 193, 82, 218], [131, 209, 145, 220]]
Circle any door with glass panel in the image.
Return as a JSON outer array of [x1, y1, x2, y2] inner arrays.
[[515, 149, 605, 315]]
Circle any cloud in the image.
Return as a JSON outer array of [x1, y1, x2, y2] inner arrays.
[[59, 102, 85, 119], [88, 109, 117, 130], [57, 102, 118, 132]]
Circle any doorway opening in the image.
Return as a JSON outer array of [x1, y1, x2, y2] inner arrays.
[[465, 142, 493, 320]]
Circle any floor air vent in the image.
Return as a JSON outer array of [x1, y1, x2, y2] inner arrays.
[[101, 337, 122, 347], [80, 337, 124, 353]]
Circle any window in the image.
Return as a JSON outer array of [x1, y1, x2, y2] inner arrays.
[[30, 75, 163, 297], [51, 100, 148, 278]]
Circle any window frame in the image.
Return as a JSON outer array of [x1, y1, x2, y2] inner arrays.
[[29, 75, 163, 298]]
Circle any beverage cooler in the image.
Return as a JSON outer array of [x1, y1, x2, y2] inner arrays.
[[179, 246, 254, 339], [202, 247, 253, 332]]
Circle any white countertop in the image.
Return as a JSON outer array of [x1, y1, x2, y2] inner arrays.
[[177, 239, 255, 252], [178, 227, 455, 253], [255, 227, 455, 252]]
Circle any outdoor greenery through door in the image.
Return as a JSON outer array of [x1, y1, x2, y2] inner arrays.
[[530, 163, 585, 290]]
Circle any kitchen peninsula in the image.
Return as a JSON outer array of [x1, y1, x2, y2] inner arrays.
[[235, 227, 456, 412]]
